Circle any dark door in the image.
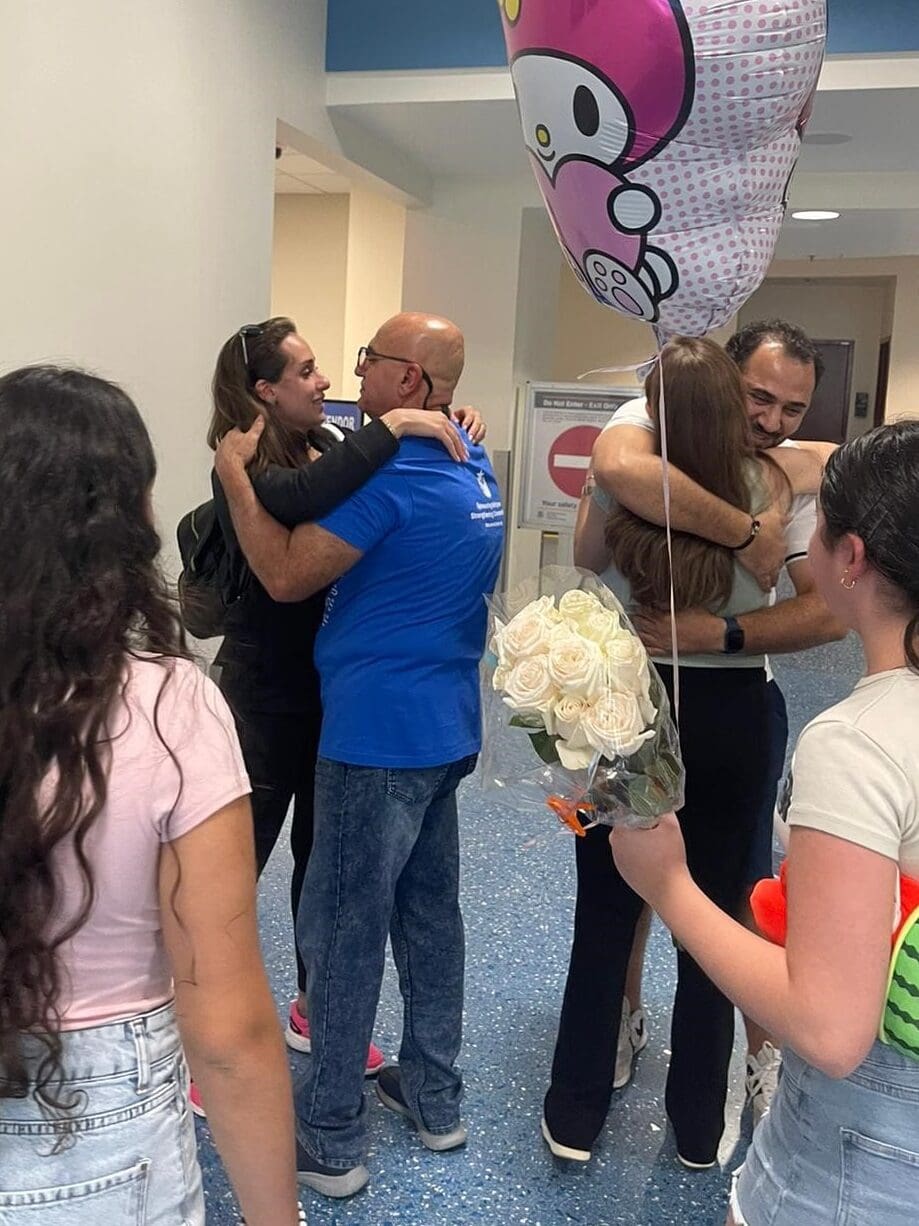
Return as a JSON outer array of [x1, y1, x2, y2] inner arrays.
[[794, 340, 853, 444], [875, 339, 891, 428]]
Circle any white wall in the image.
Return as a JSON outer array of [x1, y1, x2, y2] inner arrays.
[[0, 0, 336, 575], [739, 279, 892, 438], [403, 177, 530, 454], [340, 190, 407, 399], [272, 194, 351, 397]]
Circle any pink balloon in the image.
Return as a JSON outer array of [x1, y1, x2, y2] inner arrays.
[[499, 0, 827, 339]]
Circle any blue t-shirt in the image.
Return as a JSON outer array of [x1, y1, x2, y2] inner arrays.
[[314, 434, 504, 768]]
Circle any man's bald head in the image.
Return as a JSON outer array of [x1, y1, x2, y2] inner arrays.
[[357, 312, 465, 417]]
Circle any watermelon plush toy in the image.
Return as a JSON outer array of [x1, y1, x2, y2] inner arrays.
[[751, 866, 919, 1063]]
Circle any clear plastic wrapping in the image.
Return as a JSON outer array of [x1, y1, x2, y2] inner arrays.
[[479, 566, 684, 833]]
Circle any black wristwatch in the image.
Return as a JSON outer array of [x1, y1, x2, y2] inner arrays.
[[723, 616, 745, 655]]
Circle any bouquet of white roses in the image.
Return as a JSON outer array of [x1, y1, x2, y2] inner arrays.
[[479, 566, 684, 831]]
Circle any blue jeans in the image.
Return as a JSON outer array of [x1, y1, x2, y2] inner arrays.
[[295, 754, 477, 1168], [0, 1002, 203, 1225], [735, 1042, 919, 1224]]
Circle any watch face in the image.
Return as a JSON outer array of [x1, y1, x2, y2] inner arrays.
[[725, 621, 744, 653]]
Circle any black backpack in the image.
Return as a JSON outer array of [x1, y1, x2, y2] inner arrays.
[[176, 499, 250, 639]]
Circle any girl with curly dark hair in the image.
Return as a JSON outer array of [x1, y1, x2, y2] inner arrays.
[[0, 367, 300, 1225]]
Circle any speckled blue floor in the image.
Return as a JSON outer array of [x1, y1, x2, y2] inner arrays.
[[197, 623, 864, 1225]]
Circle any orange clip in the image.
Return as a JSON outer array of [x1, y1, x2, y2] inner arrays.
[[547, 794, 595, 837]]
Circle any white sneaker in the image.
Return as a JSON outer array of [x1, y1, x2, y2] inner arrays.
[[613, 999, 648, 1090], [746, 1041, 781, 1125]]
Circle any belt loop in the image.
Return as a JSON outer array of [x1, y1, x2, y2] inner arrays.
[[130, 1018, 151, 1093]]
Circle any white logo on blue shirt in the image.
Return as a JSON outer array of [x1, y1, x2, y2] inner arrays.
[[476, 469, 491, 499]]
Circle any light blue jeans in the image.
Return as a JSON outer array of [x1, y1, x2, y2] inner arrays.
[[296, 754, 478, 1168], [735, 1041, 919, 1224], [0, 1002, 203, 1225]]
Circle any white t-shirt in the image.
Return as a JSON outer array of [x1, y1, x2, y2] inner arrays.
[[49, 655, 250, 1029], [783, 669, 919, 879]]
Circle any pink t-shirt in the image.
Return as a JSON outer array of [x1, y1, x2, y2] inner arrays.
[[50, 655, 250, 1030]]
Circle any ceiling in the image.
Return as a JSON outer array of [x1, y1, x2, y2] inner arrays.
[[275, 150, 352, 195], [282, 56, 919, 260]]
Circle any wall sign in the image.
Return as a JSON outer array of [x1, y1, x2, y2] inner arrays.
[[517, 383, 637, 532], [322, 399, 363, 433]]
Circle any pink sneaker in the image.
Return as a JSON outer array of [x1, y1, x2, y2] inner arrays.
[[285, 1001, 386, 1077], [189, 1080, 206, 1119]]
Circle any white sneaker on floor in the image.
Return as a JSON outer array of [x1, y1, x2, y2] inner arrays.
[[613, 999, 648, 1090], [746, 1041, 781, 1125]]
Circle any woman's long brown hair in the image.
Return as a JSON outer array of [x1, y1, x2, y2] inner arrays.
[[208, 316, 310, 472], [606, 336, 775, 611]]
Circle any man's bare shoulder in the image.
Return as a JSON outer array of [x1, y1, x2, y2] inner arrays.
[[788, 439, 838, 464]]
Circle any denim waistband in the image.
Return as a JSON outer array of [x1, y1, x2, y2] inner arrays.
[[3, 1001, 180, 1090], [785, 1039, 919, 1096]]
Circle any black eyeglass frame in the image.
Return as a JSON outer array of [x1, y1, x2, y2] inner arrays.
[[357, 345, 433, 407]]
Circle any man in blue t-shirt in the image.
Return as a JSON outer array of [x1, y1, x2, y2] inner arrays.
[[216, 312, 504, 1198]]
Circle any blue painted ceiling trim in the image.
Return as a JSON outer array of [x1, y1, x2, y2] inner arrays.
[[326, 0, 919, 73]]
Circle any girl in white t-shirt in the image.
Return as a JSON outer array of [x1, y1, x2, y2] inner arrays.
[[0, 368, 302, 1226], [612, 420, 919, 1225]]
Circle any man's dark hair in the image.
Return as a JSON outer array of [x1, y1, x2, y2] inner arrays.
[[726, 319, 825, 387]]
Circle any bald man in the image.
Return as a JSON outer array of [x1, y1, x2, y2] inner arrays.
[[216, 312, 504, 1197]]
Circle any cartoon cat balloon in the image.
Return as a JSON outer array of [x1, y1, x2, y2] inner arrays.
[[499, 0, 827, 340]]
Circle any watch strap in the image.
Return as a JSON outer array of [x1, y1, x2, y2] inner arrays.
[[723, 615, 744, 655]]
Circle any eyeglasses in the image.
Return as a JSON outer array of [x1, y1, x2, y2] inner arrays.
[[357, 345, 433, 406], [238, 324, 263, 371]]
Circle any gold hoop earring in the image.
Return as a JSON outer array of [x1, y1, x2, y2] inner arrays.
[[841, 571, 857, 591]]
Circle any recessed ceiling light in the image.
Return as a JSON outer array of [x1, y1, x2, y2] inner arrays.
[[791, 210, 841, 221], [802, 132, 852, 146]]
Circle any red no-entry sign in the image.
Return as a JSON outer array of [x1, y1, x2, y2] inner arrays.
[[547, 425, 602, 498]]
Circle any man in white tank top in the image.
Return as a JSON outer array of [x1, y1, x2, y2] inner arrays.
[[583, 320, 847, 1121]]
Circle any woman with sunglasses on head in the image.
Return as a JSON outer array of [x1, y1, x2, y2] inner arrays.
[[612, 420, 919, 1224], [0, 366, 302, 1225], [200, 318, 482, 1103]]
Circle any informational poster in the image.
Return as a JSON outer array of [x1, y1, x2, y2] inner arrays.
[[517, 383, 637, 531]]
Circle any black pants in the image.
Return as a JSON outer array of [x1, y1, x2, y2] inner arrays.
[[219, 670, 321, 994], [544, 665, 773, 1164]]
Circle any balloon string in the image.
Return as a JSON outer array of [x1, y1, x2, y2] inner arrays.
[[657, 352, 680, 719], [578, 355, 658, 382]]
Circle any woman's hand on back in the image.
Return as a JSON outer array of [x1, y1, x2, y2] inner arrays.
[[451, 405, 487, 443], [382, 408, 469, 462]]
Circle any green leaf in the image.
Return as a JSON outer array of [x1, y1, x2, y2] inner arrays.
[[627, 775, 671, 818], [509, 713, 546, 730], [528, 730, 561, 765]]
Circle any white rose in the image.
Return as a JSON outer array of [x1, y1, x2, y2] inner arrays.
[[501, 655, 559, 728], [553, 694, 596, 770], [492, 663, 511, 692], [558, 589, 602, 625], [636, 658, 658, 726], [552, 693, 592, 742], [556, 738, 595, 770], [547, 634, 605, 700], [581, 692, 655, 759], [578, 606, 621, 646], [604, 626, 650, 689], [494, 596, 559, 665], [548, 618, 580, 642]]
